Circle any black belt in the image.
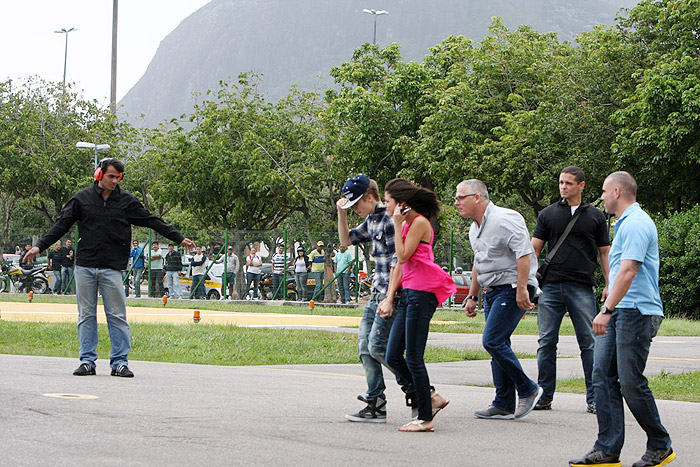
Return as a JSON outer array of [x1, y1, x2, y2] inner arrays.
[[484, 284, 512, 291]]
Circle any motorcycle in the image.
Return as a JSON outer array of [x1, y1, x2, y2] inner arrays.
[[0, 263, 49, 294]]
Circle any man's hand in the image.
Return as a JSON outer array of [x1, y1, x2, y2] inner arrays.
[[464, 298, 478, 317], [181, 238, 196, 253], [22, 247, 40, 265], [593, 312, 611, 336], [378, 296, 394, 318], [516, 286, 535, 311], [601, 287, 609, 303], [336, 198, 349, 211]]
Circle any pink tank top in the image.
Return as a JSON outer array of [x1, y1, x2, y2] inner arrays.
[[400, 216, 456, 305]]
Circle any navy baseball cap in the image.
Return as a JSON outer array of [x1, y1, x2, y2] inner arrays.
[[341, 174, 370, 209]]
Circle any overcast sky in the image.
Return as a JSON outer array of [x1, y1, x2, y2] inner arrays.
[[0, 0, 211, 106]]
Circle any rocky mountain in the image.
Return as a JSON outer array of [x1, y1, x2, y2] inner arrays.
[[118, 0, 639, 127]]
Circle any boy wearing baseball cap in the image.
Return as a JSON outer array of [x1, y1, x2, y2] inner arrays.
[[337, 174, 415, 423]]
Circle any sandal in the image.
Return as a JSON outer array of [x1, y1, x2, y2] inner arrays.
[[431, 391, 450, 417], [399, 419, 434, 432]]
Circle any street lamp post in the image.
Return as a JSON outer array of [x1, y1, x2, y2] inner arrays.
[[54, 28, 77, 87], [76, 142, 111, 170], [362, 8, 388, 45]]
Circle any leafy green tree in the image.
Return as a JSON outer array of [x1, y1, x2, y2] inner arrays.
[[0, 78, 130, 251], [612, 0, 700, 213]]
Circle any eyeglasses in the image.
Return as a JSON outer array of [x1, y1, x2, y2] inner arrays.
[[454, 193, 477, 202]]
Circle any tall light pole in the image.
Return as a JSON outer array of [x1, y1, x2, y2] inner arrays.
[[110, 0, 118, 114], [54, 28, 77, 87], [362, 9, 388, 45], [76, 142, 111, 170]]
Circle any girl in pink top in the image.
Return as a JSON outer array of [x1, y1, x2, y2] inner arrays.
[[380, 178, 456, 432]]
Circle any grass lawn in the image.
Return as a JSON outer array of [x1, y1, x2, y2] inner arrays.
[[556, 371, 700, 403], [3, 294, 699, 336], [0, 321, 493, 366]]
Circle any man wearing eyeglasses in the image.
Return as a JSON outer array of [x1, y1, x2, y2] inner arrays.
[[455, 179, 543, 420]]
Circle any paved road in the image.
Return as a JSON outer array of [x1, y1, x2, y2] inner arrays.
[[1, 354, 698, 467]]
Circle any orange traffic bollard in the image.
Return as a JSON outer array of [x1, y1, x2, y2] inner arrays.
[[162, 294, 168, 307], [193, 310, 201, 323], [309, 299, 315, 313], [28, 291, 34, 302]]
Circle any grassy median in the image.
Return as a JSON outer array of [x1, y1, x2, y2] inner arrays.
[[557, 371, 700, 403], [3, 294, 700, 336], [0, 321, 494, 366]]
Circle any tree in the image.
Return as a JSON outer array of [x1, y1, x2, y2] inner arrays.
[[0, 78, 130, 251]]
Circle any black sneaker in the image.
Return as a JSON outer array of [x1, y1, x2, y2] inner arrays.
[[632, 448, 675, 467], [534, 398, 552, 410], [73, 363, 96, 376], [345, 395, 386, 423], [405, 391, 419, 420], [587, 402, 597, 414], [569, 449, 621, 467], [110, 364, 134, 378]]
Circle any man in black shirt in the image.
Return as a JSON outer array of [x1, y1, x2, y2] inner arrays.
[[531, 166, 610, 413], [47, 241, 64, 294], [24, 158, 195, 378]]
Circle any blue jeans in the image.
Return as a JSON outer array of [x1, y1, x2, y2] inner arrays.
[[246, 272, 261, 298], [272, 273, 283, 299], [483, 286, 539, 412], [337, 272, 350, 303], [358, 291, 413, 402], [132, 268, 144, 297], [166, 271, 181, 298], [310, 271, 324, 300], [192, 274, 206, 299], [61, 265, 74, 294], [150, 269, 164, 297], [386, 289, 437, 421], [52, 270, 62, 293], [121, 270, 129, 296], [295, 272, 308, 300], [74, 266, 130, 368], [537, 282, 596, 404], [592, 308, 671, 456]]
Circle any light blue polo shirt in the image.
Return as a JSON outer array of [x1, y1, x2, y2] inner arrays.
[[608, 203, 663, 316]]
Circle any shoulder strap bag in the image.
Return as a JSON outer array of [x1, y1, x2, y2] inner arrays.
[[536, 206, 584, 286]]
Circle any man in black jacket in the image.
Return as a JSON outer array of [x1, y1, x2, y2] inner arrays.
[[531, 166, 610, 412], [24, 158, 194, 378]]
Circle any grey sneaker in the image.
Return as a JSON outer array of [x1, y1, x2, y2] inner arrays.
[[345, 395, 386, 423], [569, 449, 621, 466], [515, 386, 543, 419], [631, 447, 675, 467], [474, 405, 514, 420]]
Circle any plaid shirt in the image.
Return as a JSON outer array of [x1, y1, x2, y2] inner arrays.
[[349, 203, 397, 294]]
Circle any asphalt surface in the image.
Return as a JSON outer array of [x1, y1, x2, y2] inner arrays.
[[2, 300, 699, 466]]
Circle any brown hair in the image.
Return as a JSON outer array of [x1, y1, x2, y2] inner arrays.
[[384, 178, 440, 222]]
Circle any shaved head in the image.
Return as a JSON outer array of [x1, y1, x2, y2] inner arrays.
[[605, 171, 637, 199]]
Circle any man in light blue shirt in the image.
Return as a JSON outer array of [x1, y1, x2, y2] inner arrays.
[[333, 245, 353, 303], [570, 172, 674, 467]]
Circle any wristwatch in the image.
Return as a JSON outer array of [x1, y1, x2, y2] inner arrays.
[[600, 305, 612, 315], [466, 295, 478, 301]]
